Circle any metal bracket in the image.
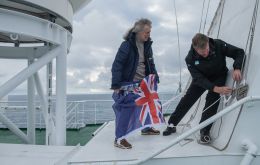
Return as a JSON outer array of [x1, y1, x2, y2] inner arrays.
[[235, 84, 249, 101]]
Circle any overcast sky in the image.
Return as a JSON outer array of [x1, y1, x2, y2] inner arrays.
[[0, 0, 220, 95]]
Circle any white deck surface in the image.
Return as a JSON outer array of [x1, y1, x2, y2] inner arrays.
[[0, 143, 76, 165], [69, 121, 223, 164]]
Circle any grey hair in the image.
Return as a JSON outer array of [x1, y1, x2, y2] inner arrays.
[[123, 18, 152, 40]]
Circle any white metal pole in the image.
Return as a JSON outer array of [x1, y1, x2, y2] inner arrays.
[[27, 59, 36, 144], [0, 47, 59, 99], [34, 72, 56, 145], [94, 102, 97, 125], [55, 30, 67, 145], [47, 60, 56, 145]]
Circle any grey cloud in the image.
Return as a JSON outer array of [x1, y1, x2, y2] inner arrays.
[[1, 0, 220, 94], [67, 0, 220, 93]]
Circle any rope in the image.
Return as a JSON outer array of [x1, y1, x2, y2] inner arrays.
[[202, 0, 211, 34], [180, 96, 223, 144], [180, 97, 201, 133], [173, 0, 182, 93], [199, 0, 206, 33], [243, 0, 259, 80], [217, 0, 226, 38], [225, 0, 259, 98]]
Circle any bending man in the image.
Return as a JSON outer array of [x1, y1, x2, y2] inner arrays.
[[163, 33, 245, 144]]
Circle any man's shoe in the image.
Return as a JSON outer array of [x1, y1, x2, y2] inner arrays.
[[141, 127, 160, 135], [199, 134, 211, 144], [114, 139, 132, 149], [163, 126, 176, 136]]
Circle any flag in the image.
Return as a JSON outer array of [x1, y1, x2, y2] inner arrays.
[[112, 74, 165, 140]]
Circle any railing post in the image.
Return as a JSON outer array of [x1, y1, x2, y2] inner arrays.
[[75, 103, 78, 129], [83, 102, 86, 125], [94, 102, 97, 125]]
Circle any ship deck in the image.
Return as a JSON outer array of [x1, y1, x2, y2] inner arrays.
[[68, 121, 224, 164]]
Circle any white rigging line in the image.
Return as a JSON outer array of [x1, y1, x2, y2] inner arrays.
[[199, 0, 206, 33], [243, 0, 259, 80], [163, 0, 182, 113], [173, 0, 182, 93], [217, 0, 226, 38], [203, 0, 211, 34]]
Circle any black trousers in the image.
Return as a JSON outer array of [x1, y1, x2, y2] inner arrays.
[[168, 76, 226, 134]]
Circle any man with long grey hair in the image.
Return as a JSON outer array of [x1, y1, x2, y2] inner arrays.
[[111, 18, 161, 149]]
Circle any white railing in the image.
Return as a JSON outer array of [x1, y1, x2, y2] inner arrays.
[[0, 98, 175, 129], [0, 100, 113, 128], [162, 93, 182, 114]]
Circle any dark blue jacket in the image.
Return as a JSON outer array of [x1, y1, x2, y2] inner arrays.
[[111, 32, 159, 89]]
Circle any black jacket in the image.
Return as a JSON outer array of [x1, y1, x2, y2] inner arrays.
[[111, 32, 159, 89], [185, 38, 245, 91]]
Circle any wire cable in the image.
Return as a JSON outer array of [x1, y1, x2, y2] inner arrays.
[[203, 0, 211, 34], [173, 0, 182, 93], [199, 0, 206, 33]]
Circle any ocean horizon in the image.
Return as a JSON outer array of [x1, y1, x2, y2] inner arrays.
[[0, 93, 179, 128]]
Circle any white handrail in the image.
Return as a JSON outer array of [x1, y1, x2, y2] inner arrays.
[[130, 96, 260, 165], [92, 122, 109, 136]]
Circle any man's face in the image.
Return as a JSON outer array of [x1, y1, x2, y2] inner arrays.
[[137, 25, 151, 42], [195, 42, 209, 58]]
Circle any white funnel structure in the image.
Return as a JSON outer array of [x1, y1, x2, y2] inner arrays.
[[0, 0, 91, 146]]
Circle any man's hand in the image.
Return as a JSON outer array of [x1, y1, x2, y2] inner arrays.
[[114, 89, 120, 93], [213, 86, 232, 95], [233, 69, 242, 81]]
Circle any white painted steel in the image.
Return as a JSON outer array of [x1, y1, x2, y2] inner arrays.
[[0, 46, 50, 59], [46, 60, 56, 145], [27, 59, 36, 144], [240, 139, 258, 165], [22, 0, 74, 24], [54, 144, 81, 165], [91, 122, 108, 136], [0, 0, 90, 148], [0, 47, 59, 99], [55, 31, 68, 145], [0, 8, 68, 46], [0, 143, 76, 165], [33, 72, 56, 145], [0, 112, 29, 143]]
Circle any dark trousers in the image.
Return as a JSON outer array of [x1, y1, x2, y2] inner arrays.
[[168, 76, 226, 134]]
